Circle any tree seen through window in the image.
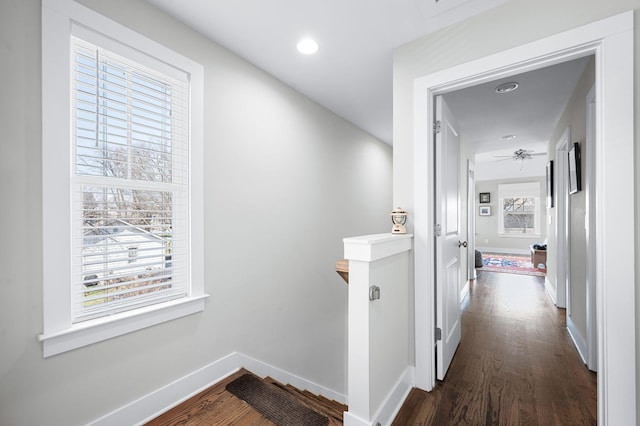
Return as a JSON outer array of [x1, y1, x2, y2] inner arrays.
[[502, 197, 536, 234]]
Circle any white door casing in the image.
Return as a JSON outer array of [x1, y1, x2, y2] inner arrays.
[[585, 84, 597, 372], [467, 160, 476, 282], [555, 127, 570, 309], [412, 11, 635, 425], [435, 95, 462, 380]]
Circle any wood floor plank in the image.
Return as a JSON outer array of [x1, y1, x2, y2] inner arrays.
[[392, 271, 597, 425], [146, 368, 345, 425], [148, 271, 595, 425]]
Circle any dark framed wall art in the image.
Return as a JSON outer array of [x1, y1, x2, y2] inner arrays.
[[546, 160, 554, 208], [568, 142, 582, 194]]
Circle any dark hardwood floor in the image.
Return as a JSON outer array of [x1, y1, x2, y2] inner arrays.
[[393, 270, 597, 425], [145, 369, 347, 425], [147, 271, 596, 425]]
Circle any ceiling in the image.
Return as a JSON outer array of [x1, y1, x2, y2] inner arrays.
[[145, 0, 510, 145], [444, 56, 591, 179], [444, 57, 590, 157], [144, 0, 590, 178]]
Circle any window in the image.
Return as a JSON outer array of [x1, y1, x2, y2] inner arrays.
[[497, 182, 541, 236], [40, 0, 205, 357], [72, 35, 190, 322], [502, 197, 536, 234]]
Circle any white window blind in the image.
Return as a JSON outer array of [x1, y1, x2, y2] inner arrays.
[[71, 37, 190, 322]]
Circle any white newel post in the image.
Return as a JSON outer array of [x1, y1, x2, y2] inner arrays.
[[343, 233, 414, 426]]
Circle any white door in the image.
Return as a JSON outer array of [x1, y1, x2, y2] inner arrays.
[[435, 95, 462, 380]]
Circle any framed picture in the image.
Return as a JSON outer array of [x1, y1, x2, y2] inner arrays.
[[546, 160, 554, 208], [479, 206, 491, 216], [568, 142, 581, 194], [479, 192, 490, 203]]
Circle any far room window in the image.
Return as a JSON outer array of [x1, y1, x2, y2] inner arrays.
[[498, 182, 541, 236], [41, 0, 205, 357], [503, 197, 535, 233]]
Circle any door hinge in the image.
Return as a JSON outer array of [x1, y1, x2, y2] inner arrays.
[[433, 120, 441, 134], [434, 224, 441, 237], [435, 327, 442, 341]]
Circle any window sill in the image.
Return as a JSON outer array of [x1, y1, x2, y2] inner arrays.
[[498, 233, 541, 239], [38, 294, 209, 357]]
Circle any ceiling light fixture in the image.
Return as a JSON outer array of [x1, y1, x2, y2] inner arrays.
[[501, 134, 517, 140], [493, 148, 547, 171], [495, 82, 519, 94], [297, 38, 319, 55]]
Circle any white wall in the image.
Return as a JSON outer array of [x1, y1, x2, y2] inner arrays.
[[547, 57, 595, 347], [0, 1, 392, 424], [393, 0, 640, 418]]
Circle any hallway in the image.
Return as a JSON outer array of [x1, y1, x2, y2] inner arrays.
[[394, 271, 597, 425]]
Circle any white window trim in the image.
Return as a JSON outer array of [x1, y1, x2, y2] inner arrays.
[[497, 182, 542, 238], [40, 0, 205, 357]]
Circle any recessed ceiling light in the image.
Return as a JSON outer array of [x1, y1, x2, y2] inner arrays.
[[495, 82, 519, 94], [297, 39, 319, 55], [501, 134, 517, 140]]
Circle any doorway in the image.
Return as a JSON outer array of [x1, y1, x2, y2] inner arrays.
[[440, 55, 591, 380], [411, 12, 635, 425]]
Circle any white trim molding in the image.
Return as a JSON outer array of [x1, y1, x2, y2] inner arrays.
[[412, 11, 635, 425], [37, 296, 208, 357], [87, 352, 347, 425], [237, 353, 347, 404], [567, 316, 588, 365], [343, 367, 414, 426], [344, 233, 413, 426], [544, 276, 557, 306], [476, 246, 529, 256], [88, 353, 240, 426], [554, 127, 571, 309], [41, 0, 206, 357]]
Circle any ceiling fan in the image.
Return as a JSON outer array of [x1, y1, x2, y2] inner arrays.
[[494, 148, 546, 161], [494, 148, 546, 169]]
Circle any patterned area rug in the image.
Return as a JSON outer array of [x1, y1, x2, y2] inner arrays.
[[481, 253, 546, 277]]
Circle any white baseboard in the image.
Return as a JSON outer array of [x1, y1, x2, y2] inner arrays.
[[87, 352, 347, 426], [373, 366, 415, 426], [460, 280, 470, 303], [344, 366, 414, 426], [88, 352, 241, 426], [344, 411, 371, 426], [567, 316, 587, 364], [237, 353, 347, 404], [476, 246, 529, 255], [544, 276, 557, 305]]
